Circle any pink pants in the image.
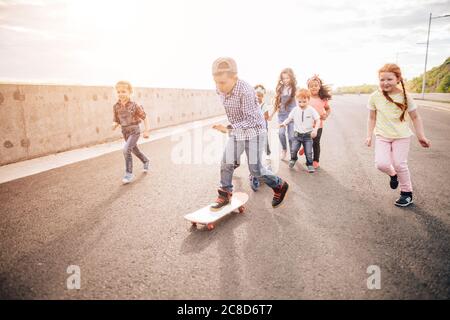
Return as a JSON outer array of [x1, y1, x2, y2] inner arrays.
[[374, 136, 412, 192]]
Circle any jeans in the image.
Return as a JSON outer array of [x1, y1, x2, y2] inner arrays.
[[122, 125, 149, 174], [220, 133, 282, 192], [290, 131, 313, 166]]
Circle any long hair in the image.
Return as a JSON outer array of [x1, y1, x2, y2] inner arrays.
[[378, 63, 408, 122], [307, 75, 332, 100], [274, 68, 297, 111]]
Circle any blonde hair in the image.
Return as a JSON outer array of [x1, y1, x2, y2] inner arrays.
[[296, 88, 311, 100], [115, 80, 133, 92]]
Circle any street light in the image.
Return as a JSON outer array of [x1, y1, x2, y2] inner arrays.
[[420, 13, 450, 100]]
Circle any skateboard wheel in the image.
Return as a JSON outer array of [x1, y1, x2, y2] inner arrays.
[[207, 223, 215, 231], [238, 206, 245, 214]]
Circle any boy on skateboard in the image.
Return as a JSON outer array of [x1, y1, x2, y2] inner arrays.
[[210, 57, 289, 210]]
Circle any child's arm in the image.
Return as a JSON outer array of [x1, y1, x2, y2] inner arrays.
[[366, 110, 377, 147], [143, 117, 150, 138], [321, 101, 331, 120], [212, 124, 229, 133], [409, 110, 431, 148], [279, 113, 293, 128], [112, 106, 120, 130]]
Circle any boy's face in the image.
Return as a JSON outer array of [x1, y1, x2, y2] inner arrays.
[[116, 85, 131, 102], [297, 97, 309, 108], [308, 80, 320, 96], [213, 73, 238, 95], [379, 72, 399, 93], [256, 92, 264, 103]]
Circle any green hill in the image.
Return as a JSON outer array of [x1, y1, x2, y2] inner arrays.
[[406, 57, 450, 93], [335, 57, 450, 94]]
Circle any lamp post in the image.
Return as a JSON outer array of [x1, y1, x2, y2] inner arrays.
[[420, 13, 450, 100]]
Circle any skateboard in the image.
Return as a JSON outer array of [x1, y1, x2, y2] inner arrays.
[[184, 192, 249, 230]]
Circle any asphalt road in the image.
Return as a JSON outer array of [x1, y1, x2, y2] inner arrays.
[[0, 94, 449, 299]]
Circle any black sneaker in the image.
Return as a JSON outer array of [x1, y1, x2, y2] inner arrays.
[[288, 160, 296, 168], [390, 175, 399, 189], [395, 192, 413, 207], [210, 189, 232, 211], [272, 181, 289, 208]]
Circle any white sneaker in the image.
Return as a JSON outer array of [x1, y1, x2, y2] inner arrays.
[[122, 173, 134, 184]]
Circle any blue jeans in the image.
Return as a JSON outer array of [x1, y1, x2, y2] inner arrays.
[[220, 133, 282, 192], [291, 132, 313, 166], [122, 125, 149, 174], [278, 120, 294, 152]]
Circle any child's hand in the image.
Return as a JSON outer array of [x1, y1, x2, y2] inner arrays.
[[418, 136, 431, 148], [279, 123, 286, 128], [320, 113, 328, 120], [143, 130, 150, 139], [365, 137, 372, 147], [112, 122, 119, 130], [311, 130, 318, 139], [212, 124, 228, 133]]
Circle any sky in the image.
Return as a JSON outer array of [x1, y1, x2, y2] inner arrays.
[[0, 0, 449, 90]]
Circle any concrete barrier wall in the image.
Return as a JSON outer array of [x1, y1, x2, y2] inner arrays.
[[0, 84, 225, 165]]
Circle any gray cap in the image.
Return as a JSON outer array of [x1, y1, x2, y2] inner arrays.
[[212, 57, 238, 75]]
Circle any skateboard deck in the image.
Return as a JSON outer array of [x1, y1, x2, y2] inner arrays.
[[184, 192, 249, 230]]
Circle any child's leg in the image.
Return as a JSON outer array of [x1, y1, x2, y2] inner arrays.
[[132, 145, 149, 164], [247, 133, 282, 188], [220, 136, 245, 192], [303, 135, 314, 166], [391, 138, 412, 192], [286, 122, 295, 154], [290, 135, 302, 161], [374, 136, 396, 176], [313, 128, 323, 162], [278, 125, 288, 151], [123, 135, 135, 174]]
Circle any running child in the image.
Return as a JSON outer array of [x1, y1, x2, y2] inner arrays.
[[112, 81, 150, 184], [299, 75, 332, 169], [366, 64, 430, 207], [280, 88, 320, 173]]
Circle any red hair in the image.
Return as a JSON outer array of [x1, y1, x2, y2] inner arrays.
[[296, 88, 311, 100], [378, 64, 408, 122]]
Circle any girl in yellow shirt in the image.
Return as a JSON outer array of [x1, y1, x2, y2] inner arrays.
[[366, 64, 430, 207]]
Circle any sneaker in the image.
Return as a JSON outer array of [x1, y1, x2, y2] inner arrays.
[[395, 192, 413, 207], [143, 161, 150, 173], [272, 181, 289, 208], [298, 147, 304, 156], [249, 175, 260, 191], [281, 150, 287, 160], [390, 174, 398, 189], [288, 160, 296, 168], [307, 165, 315, 173], [313, 161, 320, 169], [122, 173, 134, 184], [210, 189, 232, 211]]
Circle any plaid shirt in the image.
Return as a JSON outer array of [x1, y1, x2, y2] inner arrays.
[[113, 100, 146, 127], [217, 79, 266, 141]]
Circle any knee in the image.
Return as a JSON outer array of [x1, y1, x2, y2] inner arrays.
[[393, 160, 408, 172], [221, 161, 235, 172], [375, 161, 390, 172], [248, 164, 261, 177], [123, 146, 132, 156]]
